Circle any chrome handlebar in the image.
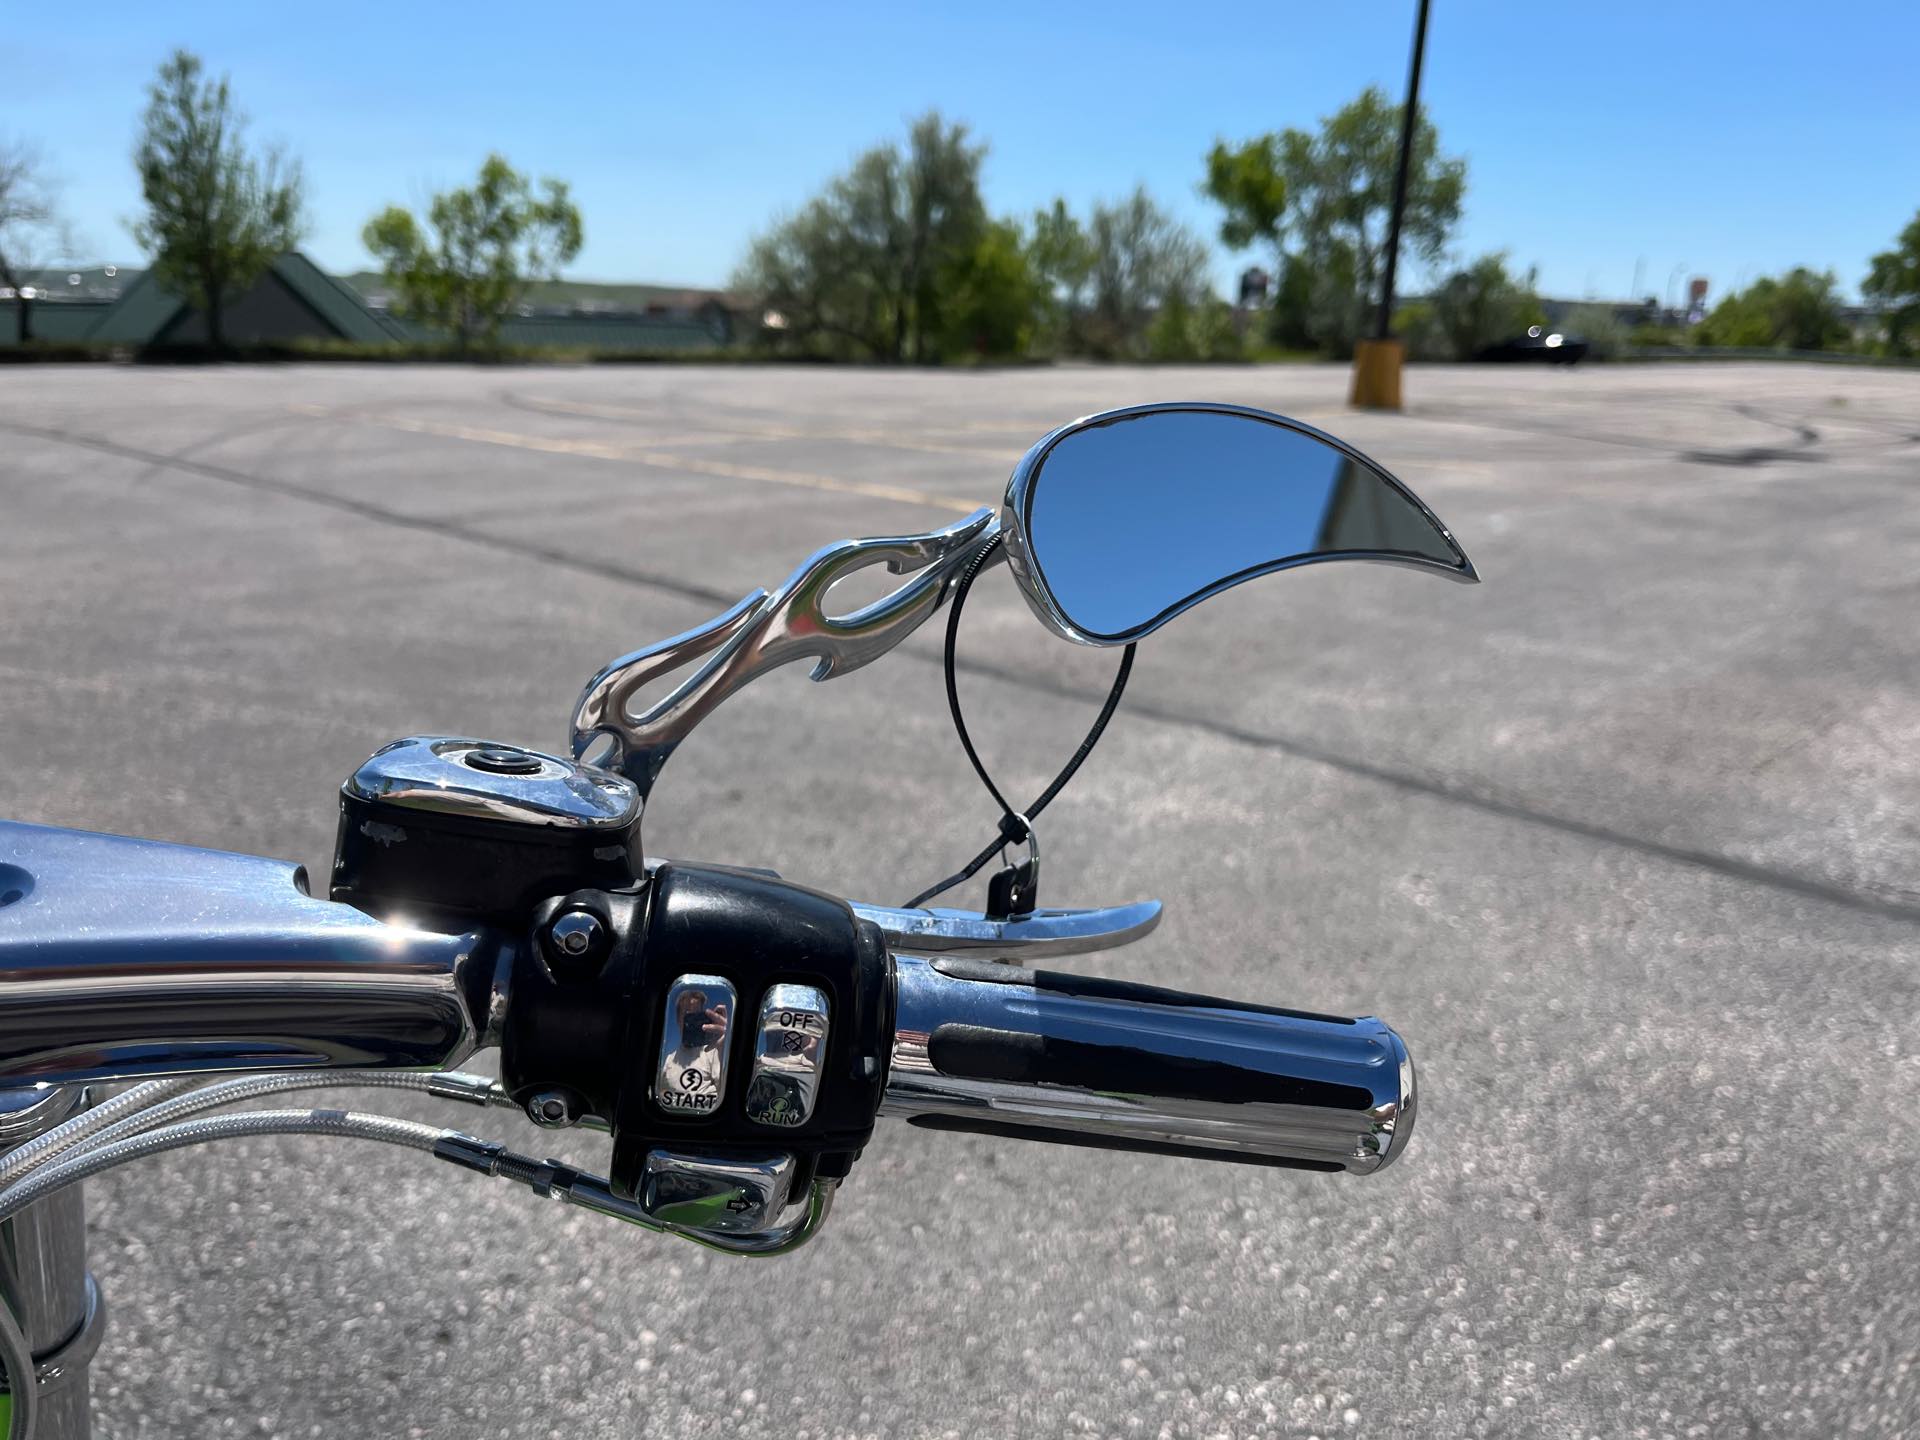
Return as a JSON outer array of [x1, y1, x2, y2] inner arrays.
[[880, 954, 1414, 1175], [0, 820, 1412, 1223], [0, 816, 1413, 1277], [0, 821, 494, 1087]]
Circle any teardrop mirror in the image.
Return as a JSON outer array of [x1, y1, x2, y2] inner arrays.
[[1002, 403, 1476, 645]]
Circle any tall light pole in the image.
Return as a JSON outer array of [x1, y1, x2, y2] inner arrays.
[[1351, 0, 1433, 408], [1374, 0, 1432, 342]]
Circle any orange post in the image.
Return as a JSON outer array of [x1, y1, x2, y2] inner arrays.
[[1348, 338, 1405, 410]]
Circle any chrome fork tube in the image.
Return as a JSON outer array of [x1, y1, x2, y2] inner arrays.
[[0, 1087, 105, 1440]]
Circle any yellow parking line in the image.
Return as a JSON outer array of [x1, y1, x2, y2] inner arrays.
[[289, 404, 980, 513], [514, 394, 1019, 458]]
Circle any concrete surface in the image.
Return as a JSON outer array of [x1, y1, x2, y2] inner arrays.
[[1, 360, 1917, 1438]]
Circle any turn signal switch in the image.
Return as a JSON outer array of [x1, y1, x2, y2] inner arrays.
[[433, 1136, 829, 1253], [636, 1149, 797, 1234]]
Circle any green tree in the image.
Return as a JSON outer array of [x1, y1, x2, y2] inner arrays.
[[937, 219, 1044, 359], [1694, 285, 1775, 348], [1208, 88, 1465, 355], [1768, 268, 1850, 351], [1026, 197, 1095, 349], [1267, 256, 1320, 350], [1863, 210, 1920, 356], [1429, 252, 1545, 359], [0, 138, 72, 344], [1696, 269, 1848, 351], [1561, 303, 1629, 360], [363, 155, 582, 352], [1202, 134, 1288, 268], [1145, 293, 1243, 362], [736, 112, 987, 362], [1028, 198, 1095, 301], [1083, 186, 1211, 358], [132, 50, 304, 350]]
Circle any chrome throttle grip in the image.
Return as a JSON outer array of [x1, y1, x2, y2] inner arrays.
[[879, 955, 1415, 1174]]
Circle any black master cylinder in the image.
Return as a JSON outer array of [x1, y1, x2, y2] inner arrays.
[[331, 736, 643, 924]]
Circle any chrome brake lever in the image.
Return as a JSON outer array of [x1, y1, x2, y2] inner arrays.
[[572, 508, 1001, 797], [850, 899, 1162, 961]]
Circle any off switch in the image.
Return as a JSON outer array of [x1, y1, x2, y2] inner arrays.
[[745, 983, 829, 1128]]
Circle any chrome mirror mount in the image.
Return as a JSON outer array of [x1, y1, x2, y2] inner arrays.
[[1000, 402, 1477, 647], [572, 507, 1003, 798]]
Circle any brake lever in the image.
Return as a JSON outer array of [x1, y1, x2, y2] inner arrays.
[[573, 507, 1001, 797], [849, 898, 1162, 960]]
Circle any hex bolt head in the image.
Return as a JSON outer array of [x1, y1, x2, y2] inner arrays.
[[525, 1089, 580, 1128], [544, 909, 607, 977]]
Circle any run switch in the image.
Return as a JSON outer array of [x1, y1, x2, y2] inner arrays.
[[744, 983, 829, 1128]]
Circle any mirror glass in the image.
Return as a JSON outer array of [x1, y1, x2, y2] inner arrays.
[[1013, 407, 1474, 642]]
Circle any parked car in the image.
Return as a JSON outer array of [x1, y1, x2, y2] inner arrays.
[[1476, 324, 1589, 364]]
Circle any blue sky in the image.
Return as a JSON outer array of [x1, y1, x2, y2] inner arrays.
[[16, 2, 1918, 302]]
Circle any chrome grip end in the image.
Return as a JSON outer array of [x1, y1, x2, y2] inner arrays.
[[881, 955, 1415, 1174]]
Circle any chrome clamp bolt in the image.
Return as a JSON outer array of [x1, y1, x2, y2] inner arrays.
[[542, 907, 608, 979], [525, 1089, 581, 1129]]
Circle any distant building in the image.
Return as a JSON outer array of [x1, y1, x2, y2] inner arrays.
[[2, 254, 750, 351], [3, 253, 399, 347], [1535, 296, 1664, 328], [349, 274, 750, 348]]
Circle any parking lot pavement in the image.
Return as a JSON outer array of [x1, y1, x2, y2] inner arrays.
[[2, 360, 1918, 1437]]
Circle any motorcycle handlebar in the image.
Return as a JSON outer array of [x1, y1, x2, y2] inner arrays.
[[879, 954, 1415, 1174], [0, 822, 1414, 1177]]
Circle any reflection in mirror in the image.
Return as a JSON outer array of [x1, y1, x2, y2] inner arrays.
[[1010, 406, 1474, 644]]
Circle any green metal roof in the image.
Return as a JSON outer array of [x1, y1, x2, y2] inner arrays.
[[3, 252, 737, 350], [82, 267, 180, 343], [270, 252, 407, 342], [30, 252, 407, 346], [0, 300, 115, 344]]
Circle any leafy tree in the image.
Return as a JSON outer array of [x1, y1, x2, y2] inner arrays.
[[1145, 293, 1244, 362], [1560, 303, 1629, 360], [1863, 210, 1920, 356], [1266, 255, 1320, 350], [1390, 297, 1445, 361], [736, 112, 986, 362], [364, 155, 582, 352], [937, 219, 1044, 359], [736, 197, 874, 357], [1202, 134, 1288, 269], [1767, 269, 1850, 351], [1208, 87, 1465, 355], [1695, 269, 1848, 351], [1083, 186, 1211, 358], [132, 50, 304, 350], [0, 138, 72, 343], [1429, 252, 1545, 359], [1026, 197, 1095, 349], [1028, 198, 1095, 301]]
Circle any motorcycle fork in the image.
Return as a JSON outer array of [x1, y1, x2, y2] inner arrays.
[[0, 1088, 105, 1440]]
